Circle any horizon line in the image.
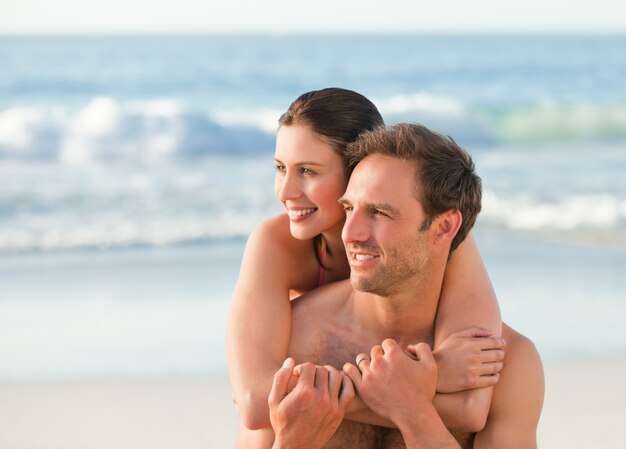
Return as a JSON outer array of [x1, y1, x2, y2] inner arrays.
[[1, 30, 625, 37]]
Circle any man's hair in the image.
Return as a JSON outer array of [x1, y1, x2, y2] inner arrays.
[[346, 123, 482, 252], [279, 88, 384, 176]]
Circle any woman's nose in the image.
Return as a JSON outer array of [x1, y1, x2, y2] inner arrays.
[[276, 171, 302, 201]]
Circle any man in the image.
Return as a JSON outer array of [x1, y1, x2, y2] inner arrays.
[[268, 123, 544, 448]]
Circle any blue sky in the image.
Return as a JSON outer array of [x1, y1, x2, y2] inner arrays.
[[1, 0, 625, 34]]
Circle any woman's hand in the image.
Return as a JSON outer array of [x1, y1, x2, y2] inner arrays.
[[433, 326, 505, 393], [269, 359, 355, 449]]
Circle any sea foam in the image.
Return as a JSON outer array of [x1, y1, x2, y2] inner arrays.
[[485, 103, 626, 143], [0, 97, 275, 164], [481, 190, 626, 246], [2, 96, 625, 166]]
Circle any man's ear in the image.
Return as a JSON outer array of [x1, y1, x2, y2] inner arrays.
[[432, 209, 462, 245]]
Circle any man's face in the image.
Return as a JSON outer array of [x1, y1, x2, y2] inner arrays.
[[339, 154, 432, 296]]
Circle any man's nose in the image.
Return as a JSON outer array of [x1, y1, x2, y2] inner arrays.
[[342, 209, 370, 244]]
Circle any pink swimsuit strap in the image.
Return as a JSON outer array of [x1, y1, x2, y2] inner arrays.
[[317, 237, 327, 287]]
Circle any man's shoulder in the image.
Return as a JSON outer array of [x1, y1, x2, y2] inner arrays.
[[499, 324, 544, 394], [288, 280, 355, 364], [474, 324, 544, 447], [488, 323, 544, 422], [291, 280, 353, 316], [293, 279, 353, 304], [501, 324, 541, 366]]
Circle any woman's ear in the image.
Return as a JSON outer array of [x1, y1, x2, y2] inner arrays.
[[432, 209, 462, 246]]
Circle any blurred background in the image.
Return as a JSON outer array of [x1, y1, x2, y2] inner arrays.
[[1, 0, 625, 386]]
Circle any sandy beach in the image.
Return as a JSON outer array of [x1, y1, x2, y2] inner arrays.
[[1, 358, 625, 449], [0, 376, 239, 449]]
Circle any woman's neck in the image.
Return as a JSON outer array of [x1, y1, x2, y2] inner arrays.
[[319, 221, 350, 279]]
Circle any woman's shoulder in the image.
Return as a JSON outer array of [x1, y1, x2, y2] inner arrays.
[[249, 214, 308, 253], [238, 214, 319, 293], [244, 214, 316, 274], [251, 213, 292, 241]]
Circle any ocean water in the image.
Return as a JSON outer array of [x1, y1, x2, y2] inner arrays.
[[0, 35, 625, 380]]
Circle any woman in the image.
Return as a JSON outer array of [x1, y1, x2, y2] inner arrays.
[[226, 88, 503, 445]]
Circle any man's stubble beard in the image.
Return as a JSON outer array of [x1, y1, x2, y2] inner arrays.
[[350, 231, 430, 297]]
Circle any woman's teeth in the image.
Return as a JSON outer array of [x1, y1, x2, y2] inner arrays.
[[289, 208, 316, 218]]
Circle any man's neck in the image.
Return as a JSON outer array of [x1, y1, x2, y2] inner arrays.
[[349, 268, 445, 346]]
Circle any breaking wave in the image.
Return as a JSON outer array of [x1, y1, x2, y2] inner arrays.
[[481, 190, 626, 246], [2, 94, 625, 166], [0, 97, 276, 164]]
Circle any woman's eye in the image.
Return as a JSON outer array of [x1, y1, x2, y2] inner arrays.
[[275, 164, 286, 172], [300, 167, 315, 175]]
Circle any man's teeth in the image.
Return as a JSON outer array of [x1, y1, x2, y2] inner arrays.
[[289, 208, 316, 217], [355, 254, 375, 261]]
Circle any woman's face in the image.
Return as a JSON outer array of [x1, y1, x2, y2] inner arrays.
[[274, 125, 348, 240]]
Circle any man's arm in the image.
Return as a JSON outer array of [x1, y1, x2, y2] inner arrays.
[[474, 325, 544, 448], [344, 339, 462, 449]]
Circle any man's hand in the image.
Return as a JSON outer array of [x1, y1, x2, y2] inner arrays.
[[269, 358, 355, 449], [344, 341, 464, 449], [433, 326, 505, 393], [343, 339, 437, 425]]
